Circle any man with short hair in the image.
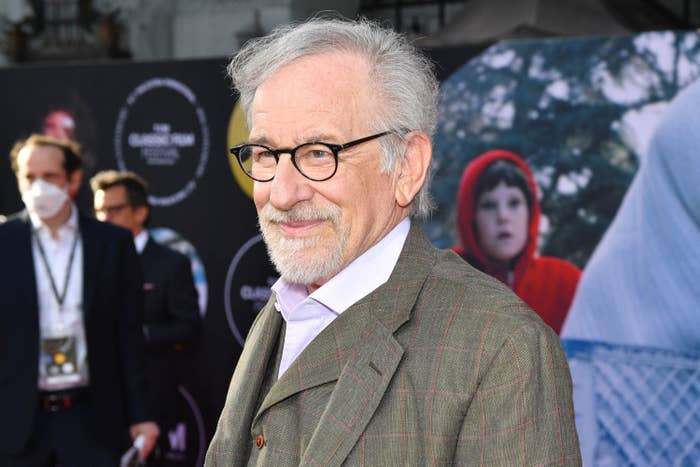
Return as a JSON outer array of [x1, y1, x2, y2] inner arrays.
[[206, 17, 581, 466], [91, 170, 201, 464], [0, 134, 159, 465]]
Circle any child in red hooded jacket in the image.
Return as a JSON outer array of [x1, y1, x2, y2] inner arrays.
[[453, 149, 581, 334]]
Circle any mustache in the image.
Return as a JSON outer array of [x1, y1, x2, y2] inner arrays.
[[259, 202, 341, 224]]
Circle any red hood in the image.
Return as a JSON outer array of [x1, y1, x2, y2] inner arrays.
[[453, 149, 541, 283]]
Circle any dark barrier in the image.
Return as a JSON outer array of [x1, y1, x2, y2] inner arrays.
[[0, 46, 485, 464], [0, 58, 271, 464]]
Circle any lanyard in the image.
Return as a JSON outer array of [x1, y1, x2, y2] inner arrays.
[[33, 228, 80, 312]]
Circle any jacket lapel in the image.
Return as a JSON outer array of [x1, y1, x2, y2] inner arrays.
[[79, 215, 101, 316], [255, 222, 437, 465], [215, 299, 283, 453], [16, 213, 39, 320], [300, 315, 404, 466]]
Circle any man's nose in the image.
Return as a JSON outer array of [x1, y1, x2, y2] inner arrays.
[[268, 154, 314, 210]]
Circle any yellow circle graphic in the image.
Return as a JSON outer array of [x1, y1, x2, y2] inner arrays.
[[226, 101, 253, 199], [54, 353, 67, 365]]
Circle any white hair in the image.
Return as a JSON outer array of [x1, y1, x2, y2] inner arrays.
[[227, 15, 438, 218]]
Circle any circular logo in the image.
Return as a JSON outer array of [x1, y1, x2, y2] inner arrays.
[[226, 100, 254, 199], [114, 77, 210, 206], [150, 227, 208, 316], [223, 235, 278, 347], [159, 385, 206, 465]]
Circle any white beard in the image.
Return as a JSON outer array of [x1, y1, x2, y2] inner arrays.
[[259, 202, 347, 286]]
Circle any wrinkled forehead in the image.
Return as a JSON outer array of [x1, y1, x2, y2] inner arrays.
[[250, 52, 379, 140]]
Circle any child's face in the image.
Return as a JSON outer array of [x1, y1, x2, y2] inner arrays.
[[475, 182, 529, 263]]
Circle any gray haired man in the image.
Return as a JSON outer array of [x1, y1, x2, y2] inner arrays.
[[206, 17, 581, 466]]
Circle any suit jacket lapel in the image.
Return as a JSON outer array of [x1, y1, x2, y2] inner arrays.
[[79, 215, 100, 316], [255, 222, 437, 464], [17, 213, 39, 320], [217, 300, 283, 453], [300, 315, 404, 466]]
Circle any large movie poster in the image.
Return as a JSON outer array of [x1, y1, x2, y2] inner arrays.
[[425, 31, 700, 466]]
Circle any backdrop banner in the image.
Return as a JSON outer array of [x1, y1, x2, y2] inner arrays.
[[1, 31, 698, 465], [0, 45, 481, 464]]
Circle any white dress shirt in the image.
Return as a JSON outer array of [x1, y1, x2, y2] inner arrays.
[[31, 205, 89, 390], [134, 229, 148, 254], [272, 217, 410, 378]]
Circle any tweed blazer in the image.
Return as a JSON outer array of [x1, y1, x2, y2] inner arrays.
[[206, 223, 581, 466]]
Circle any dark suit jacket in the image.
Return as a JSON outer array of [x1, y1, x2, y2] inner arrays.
[[139, 237, 200, 418], [206, 222, 581, 466], [0, 211, 152, 455]]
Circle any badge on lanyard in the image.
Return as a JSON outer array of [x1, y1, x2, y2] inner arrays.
[[34, 229, 82, 386], [42, 334, 80, 384]]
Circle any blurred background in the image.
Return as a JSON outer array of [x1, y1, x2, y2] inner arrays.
[[1, 0, 698, 66]]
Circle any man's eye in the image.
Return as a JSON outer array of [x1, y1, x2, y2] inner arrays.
[[309, 149, 332, 158]]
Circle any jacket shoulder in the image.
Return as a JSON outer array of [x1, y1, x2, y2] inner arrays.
[[422, 248, 554, 350], [0, 212, 29, 241], [80, 214, 132, 242], [144, 238, 191, 267]]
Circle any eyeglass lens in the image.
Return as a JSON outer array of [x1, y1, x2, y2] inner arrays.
[[238, 143, 337, 181]]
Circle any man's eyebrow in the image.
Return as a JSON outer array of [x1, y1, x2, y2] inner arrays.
[[247, 135, 271, 145], [247, 133, 342, 147], [302, 133, 341, 143]]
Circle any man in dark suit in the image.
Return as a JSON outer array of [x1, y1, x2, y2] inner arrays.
[[91, 170, 201, 464], [206, 18, 581, 466], [0, 134, 159, 465]]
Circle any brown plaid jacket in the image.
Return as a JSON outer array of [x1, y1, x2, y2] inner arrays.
[[206, 223, 581, 466]]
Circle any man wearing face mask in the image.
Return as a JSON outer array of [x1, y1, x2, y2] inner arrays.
[[0, 134, 159, 465]]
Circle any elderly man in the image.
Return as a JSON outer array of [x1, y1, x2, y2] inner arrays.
[[0, 135, 159, 465], [206, 18, 581, 466]]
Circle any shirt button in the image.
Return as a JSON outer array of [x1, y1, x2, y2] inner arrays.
[[255, 434, 265, 449]]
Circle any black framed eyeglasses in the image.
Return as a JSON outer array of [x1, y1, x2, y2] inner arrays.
[[94, 203, 130, 218], [230, 131, 391, 182]]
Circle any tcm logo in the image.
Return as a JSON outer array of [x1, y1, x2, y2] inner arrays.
[[168, 422, 187, 452]]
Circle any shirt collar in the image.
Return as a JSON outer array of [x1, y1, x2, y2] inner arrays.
[[134, 230, 149, 254], [30, 202, 79, 237], [272, 217, 410, 317]]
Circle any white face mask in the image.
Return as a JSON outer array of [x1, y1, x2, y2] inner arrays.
[[21, 178, 70, 220]]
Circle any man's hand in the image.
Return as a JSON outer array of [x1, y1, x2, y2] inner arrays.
[[129, 421, 160, 460]]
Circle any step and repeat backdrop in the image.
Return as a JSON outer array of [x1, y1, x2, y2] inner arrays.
[[1, 30, 698, 466]]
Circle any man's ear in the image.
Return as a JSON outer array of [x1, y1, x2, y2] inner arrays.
[[68, 169, 83, 198], [134, 205, 149, 227], [394, 132, 432, 208]]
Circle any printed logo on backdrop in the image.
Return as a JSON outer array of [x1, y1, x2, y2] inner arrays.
[[115, 77, 210, 206], [224, 235, 278, 346], [150, 227, 208, 316], [161, 385, 206, 465]]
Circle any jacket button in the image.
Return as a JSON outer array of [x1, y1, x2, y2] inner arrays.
[[255, 434, 265, 449]]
